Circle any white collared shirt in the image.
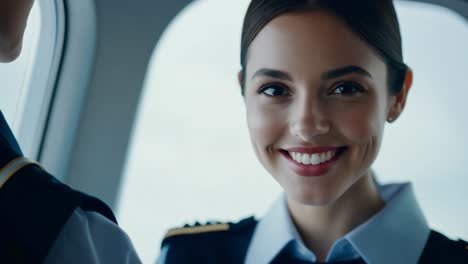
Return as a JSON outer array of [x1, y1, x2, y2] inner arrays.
[[245, 182, 431, 264]]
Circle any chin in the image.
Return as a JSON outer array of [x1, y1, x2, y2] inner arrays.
[[287, 185, 342, 206], [0, 47, 22, 62], [0, 36, 23, 62]]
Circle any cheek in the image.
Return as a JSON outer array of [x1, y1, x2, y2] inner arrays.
[[246, 100, 287, 149], [332, 100, 385, 144]]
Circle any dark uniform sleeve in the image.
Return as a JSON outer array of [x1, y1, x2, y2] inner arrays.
[[0, 112, 141, 262], [158, 218, 257, 264], [0, 159, 141, 263], [418, 230, 468, 264]]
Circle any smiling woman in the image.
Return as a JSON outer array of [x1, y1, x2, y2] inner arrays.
[[117, 0, 468, 263]]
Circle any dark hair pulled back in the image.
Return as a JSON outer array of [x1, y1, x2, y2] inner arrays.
[[240, 0, 408, 95]]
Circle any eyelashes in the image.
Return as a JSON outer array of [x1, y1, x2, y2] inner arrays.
[[257, 83, 290, 97], [257, 81, 366, 98], [330, 82, 365, 96]]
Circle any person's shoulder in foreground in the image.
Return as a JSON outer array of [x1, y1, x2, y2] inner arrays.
[[45, 208, 141, 263], [0, 113, 141, 263], [1, 1, 141, 262]]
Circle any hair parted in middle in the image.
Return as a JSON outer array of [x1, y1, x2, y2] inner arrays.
[[240, 0, 408, 95]]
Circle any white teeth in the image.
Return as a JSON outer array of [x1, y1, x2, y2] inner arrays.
[[320, 153, 327, 163], [310, 154, 320, 165], [289, 150, 336, 165], [292, 153, 299, 162]]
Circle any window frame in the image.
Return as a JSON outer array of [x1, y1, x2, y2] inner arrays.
[[15, 0, 66, 161], [37, 0, 98, 181]]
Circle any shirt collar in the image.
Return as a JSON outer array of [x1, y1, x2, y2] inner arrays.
[[245, 182, 430, 264], [244, 194, 299, 264], [346, 182, 431, 264]]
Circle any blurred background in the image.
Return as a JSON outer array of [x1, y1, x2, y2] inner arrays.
[[2, 0, 467, 263]]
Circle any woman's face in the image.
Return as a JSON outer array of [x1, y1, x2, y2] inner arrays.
[[242, 11, 405, 205]]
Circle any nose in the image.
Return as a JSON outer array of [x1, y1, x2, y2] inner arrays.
[[289, 99, 330, 142]]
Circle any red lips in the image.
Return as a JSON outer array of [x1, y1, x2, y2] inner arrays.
[[280, 146, 345, 177]]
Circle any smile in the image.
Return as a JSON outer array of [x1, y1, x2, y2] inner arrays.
[[289, 151, 336, 165], [280, 147, 346, 177]]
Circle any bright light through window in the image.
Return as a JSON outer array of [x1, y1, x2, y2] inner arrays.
[[0, 3, 41, 134], [117, 1, 468, 262]]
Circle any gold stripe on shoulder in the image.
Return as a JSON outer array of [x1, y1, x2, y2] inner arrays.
[[0, 157, 42, 189], [165, 223, 230, 239]]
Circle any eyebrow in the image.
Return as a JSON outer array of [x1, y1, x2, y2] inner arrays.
[[321, 65, 373, 80], [251, 68, 293, 81], [250, 65, 372, 81]]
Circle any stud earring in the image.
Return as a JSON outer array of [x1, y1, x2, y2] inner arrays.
[[387, 117, 394, 122]]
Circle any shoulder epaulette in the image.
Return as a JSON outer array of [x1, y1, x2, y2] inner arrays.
[[164, 217, 257, 239], [164, 222, 230, 238]]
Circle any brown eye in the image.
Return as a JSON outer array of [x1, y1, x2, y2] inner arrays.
[[259, 84, 289, 97], [331, 82, 364, 95]]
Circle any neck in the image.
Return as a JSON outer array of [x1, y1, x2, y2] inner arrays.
[[287, 172, 384, 261]]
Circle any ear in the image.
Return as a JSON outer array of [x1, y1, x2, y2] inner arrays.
[[237, 70, 243, 87], [388, 68, 413, 122], [237, 70, 246, 97]]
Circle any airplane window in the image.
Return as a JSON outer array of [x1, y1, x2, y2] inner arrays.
[[117, 1, 468, 262], [0, 2, 40, 136]]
